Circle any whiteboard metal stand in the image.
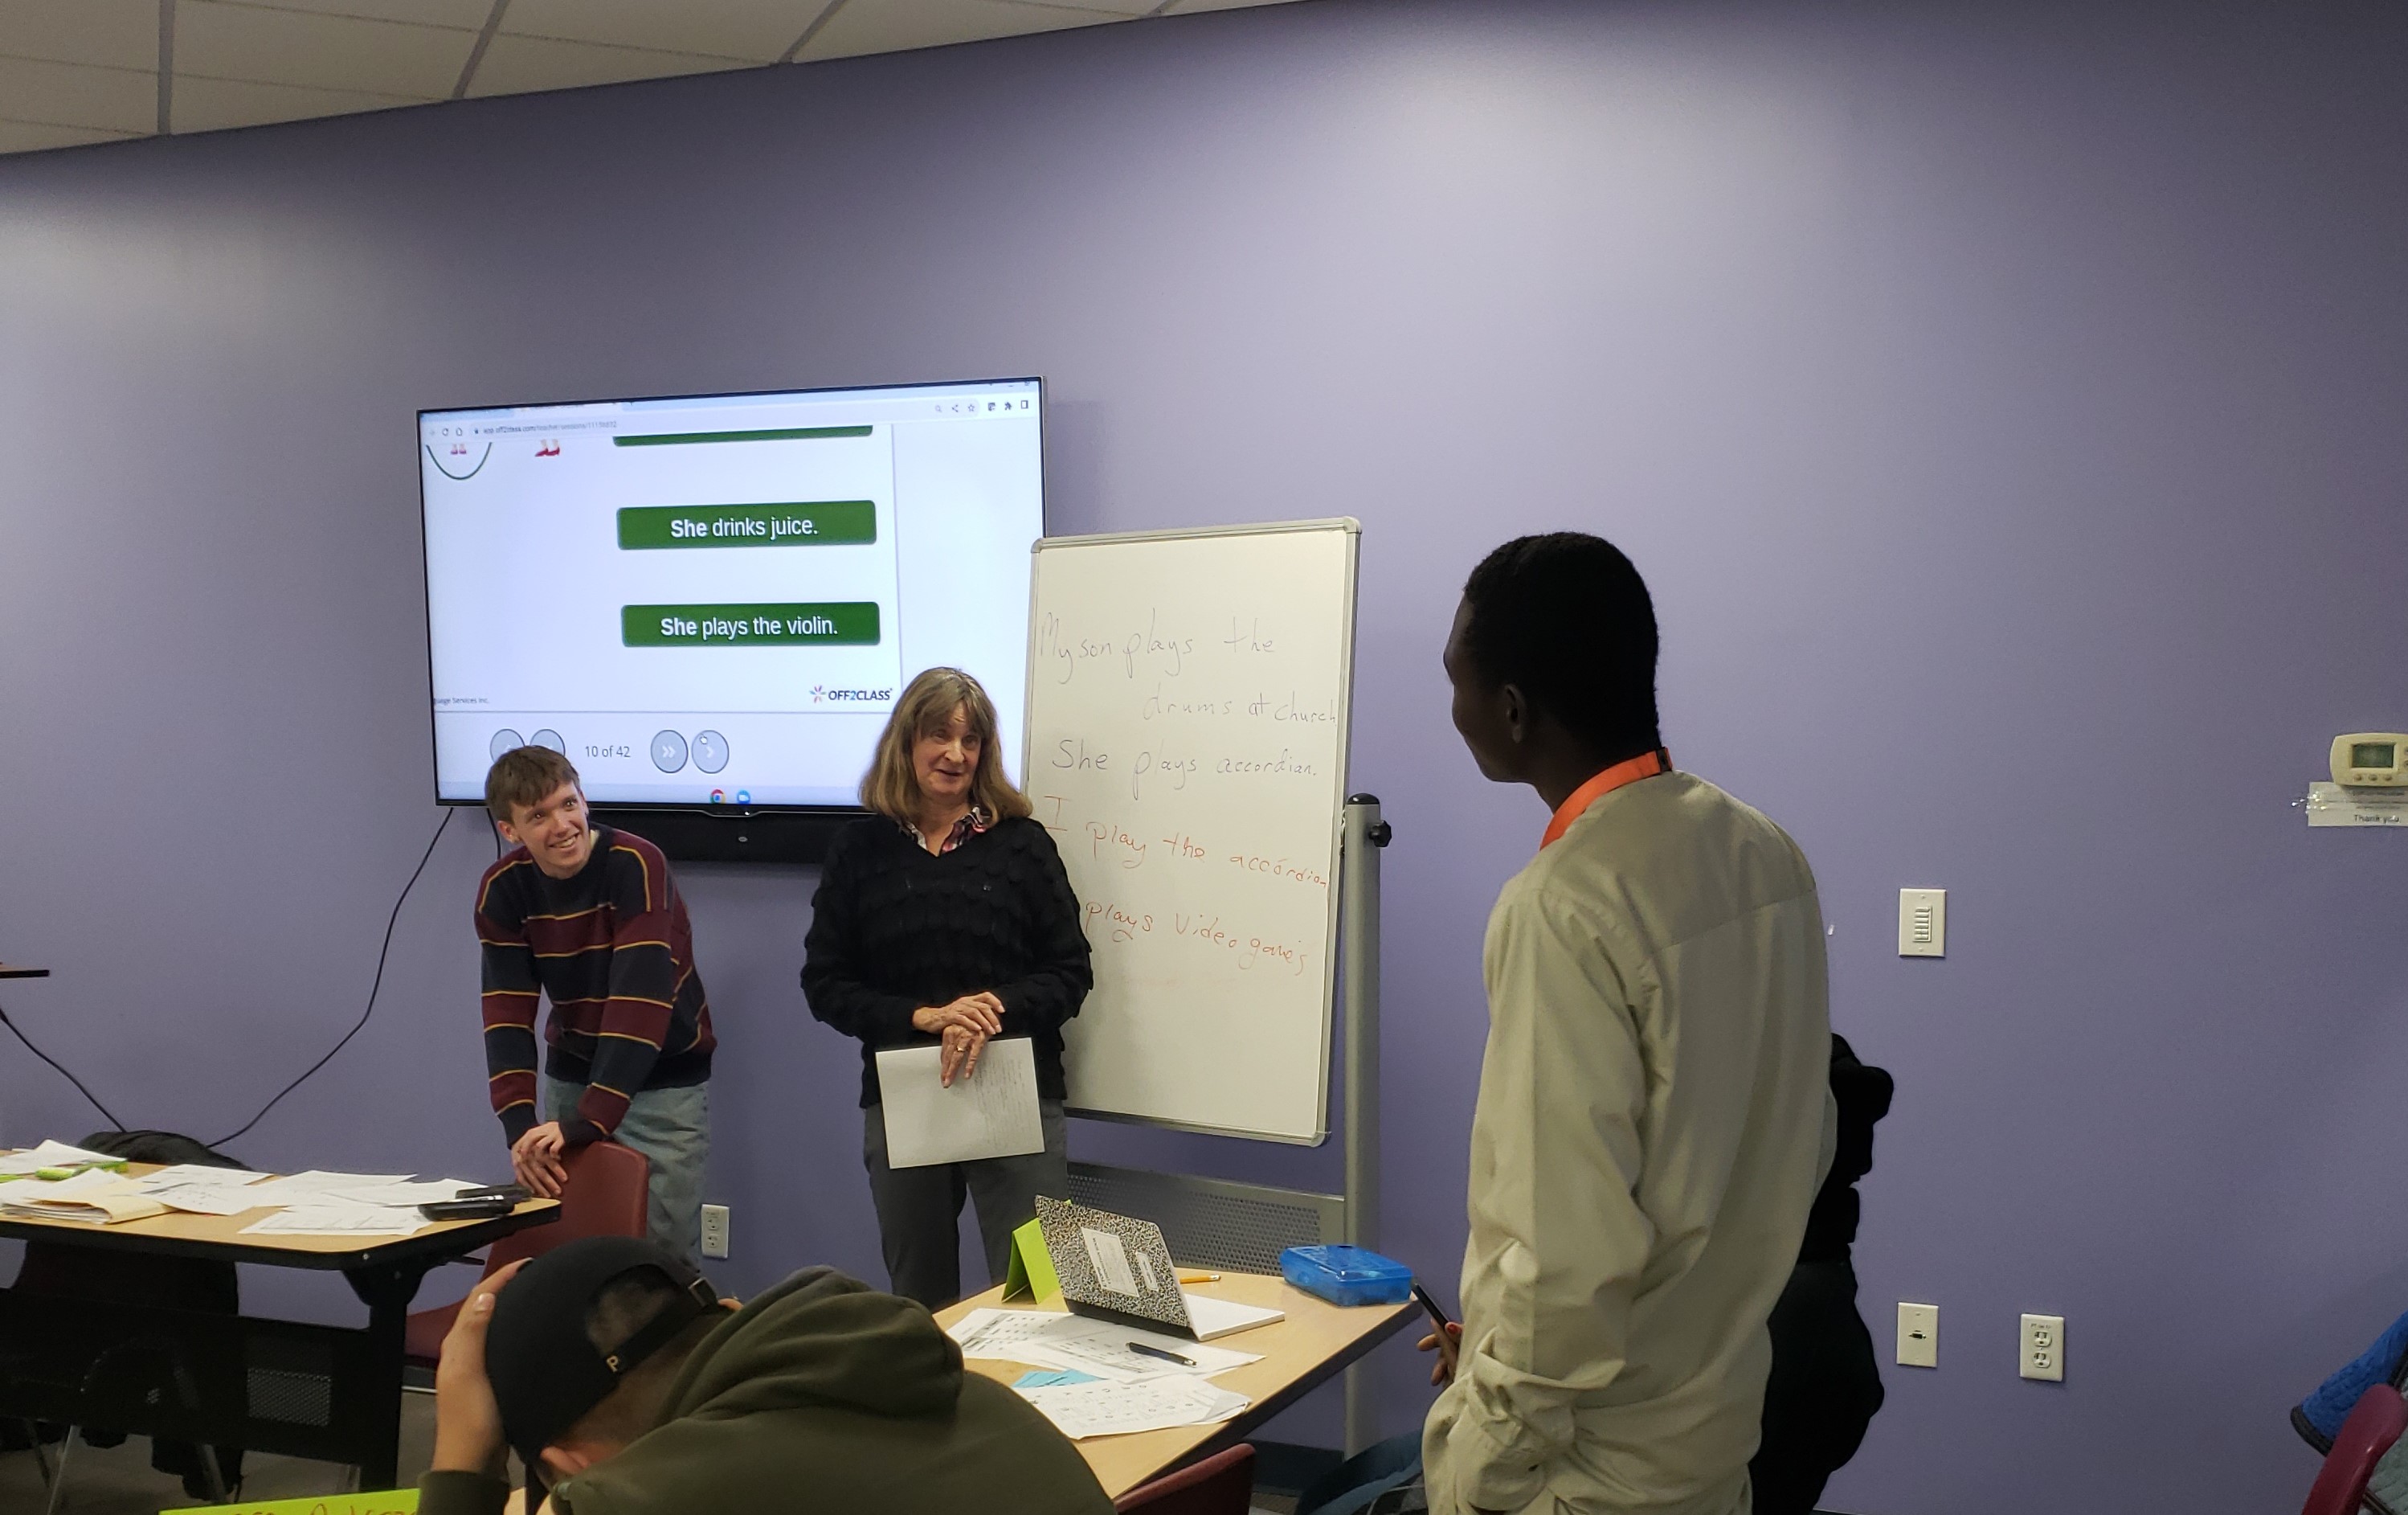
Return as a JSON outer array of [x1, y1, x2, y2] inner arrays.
[[1339, 792, 1391, 1453]]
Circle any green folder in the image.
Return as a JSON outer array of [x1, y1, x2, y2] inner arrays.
[[1001, 1215, 1061, 1303]]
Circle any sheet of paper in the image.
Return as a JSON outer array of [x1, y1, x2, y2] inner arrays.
[[0, 1140, 122, 1175], [238, 1172, 411, 1206], [144, 1183, 273, 1216], [136, 1165, 272, 1189], [131, 1165, 277, 1214], [948, 1307, 1068, 1360], [323, 1179, 480, 1208], [1015, 1376, 1250, 1439], [1020, 1316, 1261, 1382], [946, 1307, 1261, 1381], [1182, 1292, 1285, 1341], [1013, 1370, 1101, 1389], [240, 1204, 429, 1237], [875, 1037, 1044, 1169]]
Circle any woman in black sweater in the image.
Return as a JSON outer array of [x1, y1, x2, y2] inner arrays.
[[802, 666, 1094, 1308]]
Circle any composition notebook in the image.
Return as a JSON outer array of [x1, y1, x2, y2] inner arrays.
[[1032, 1196, 1283, 1341]]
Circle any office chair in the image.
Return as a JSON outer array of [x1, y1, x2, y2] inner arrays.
[[1114, 1443, 1257, 1514], [403, 1140, 650, 1367], [2301, 1382, 2408, 1515]]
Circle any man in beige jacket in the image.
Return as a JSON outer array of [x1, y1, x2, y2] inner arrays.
[[1422, 532, 1835, 1515]]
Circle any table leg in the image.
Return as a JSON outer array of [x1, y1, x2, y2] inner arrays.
[[342, 1259, 435, 1491]]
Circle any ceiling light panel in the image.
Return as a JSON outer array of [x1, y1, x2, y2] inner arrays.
[[464, 33, 754, 98], [0, 0, 159, 71], [175, 2, 472, 98], [502, 0, 816, 63], [800, 0, 1113, 63]]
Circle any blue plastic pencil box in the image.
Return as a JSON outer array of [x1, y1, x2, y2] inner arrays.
[[1280, 1243, 1415, 1306]]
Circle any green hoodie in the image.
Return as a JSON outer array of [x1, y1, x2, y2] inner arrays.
[[422, 1267, 1113, 1515]]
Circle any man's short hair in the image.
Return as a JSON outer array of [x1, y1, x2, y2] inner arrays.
[[1461, 532, 1661, 757], [563, 1267, 719, 1447], [485, 746, 582, 827]]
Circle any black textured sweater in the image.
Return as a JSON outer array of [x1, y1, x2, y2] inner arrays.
[[803, 815, 1094, 1108]]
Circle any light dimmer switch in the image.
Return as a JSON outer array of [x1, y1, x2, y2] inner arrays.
[[1899, 889, 1946, 957]]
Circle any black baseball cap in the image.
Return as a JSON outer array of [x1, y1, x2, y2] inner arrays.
[[484, 1237, 724, 1465]]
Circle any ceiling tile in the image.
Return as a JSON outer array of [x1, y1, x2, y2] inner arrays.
[[502, 0, 812, 63], [799, 0, 1114, 63], [0, 117, 143, 154], [177, 2, 469, 98], [212, 0, 497, 25], [464, 32, 754, 97], [0, 0, 159, 70], [0, 55, 153, 133], [170, 72, 425, 132]]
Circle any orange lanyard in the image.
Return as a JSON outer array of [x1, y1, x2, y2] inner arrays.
[[1540, 749, 1673, 850]]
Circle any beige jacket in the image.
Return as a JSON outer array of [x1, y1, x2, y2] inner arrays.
[[1423, 772, 1835, 1515]]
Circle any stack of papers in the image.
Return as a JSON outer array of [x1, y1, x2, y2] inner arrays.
[[0, 1141, 489, 1235], [949, 1308, 1261, 1382], [1016, 1376, 1250, 1439], [948, 1307, 1260, 1439], [0, 1168, 166, 1224]]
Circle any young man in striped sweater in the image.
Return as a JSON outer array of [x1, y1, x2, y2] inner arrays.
[[476, 747, 716, 1263]]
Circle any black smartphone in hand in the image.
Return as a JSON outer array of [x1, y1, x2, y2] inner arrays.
[[1412, 1281, 1454, 1331]]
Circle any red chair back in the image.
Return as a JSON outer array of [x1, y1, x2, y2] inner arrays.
[[403, 1141, 651, 1365], [2302, 1383, 2408, 1515], [485, 1141, 650, 1271], [1114, 1443, 1255, 1515]]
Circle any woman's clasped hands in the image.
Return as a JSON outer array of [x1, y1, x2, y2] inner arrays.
[[912, 991, 1004, 1086]]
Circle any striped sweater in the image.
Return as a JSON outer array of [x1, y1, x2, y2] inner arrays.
[[475, 826, 714, 1145]]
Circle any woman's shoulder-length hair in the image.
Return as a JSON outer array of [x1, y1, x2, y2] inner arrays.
[[861, 666, 1033, 825]]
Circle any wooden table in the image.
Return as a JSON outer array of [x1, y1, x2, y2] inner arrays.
[[936, 1272, 1417, 1501], [0, 1161, 558, 1489]]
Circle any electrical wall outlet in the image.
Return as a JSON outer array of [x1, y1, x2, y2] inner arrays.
[[700, 1203, 730, 1259], [1897, 1302, 1939, 1368], [1899, 888, 1947, 956], [2021, 1312, 2064, 1381]]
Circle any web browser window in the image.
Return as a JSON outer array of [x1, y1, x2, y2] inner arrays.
[[420, 378, 1042, 807]]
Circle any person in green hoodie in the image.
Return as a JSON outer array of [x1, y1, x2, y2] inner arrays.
[[419, 1235, 1114, 1515]]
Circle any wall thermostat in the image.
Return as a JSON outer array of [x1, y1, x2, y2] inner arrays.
[[2330, 734, 2408, 788]]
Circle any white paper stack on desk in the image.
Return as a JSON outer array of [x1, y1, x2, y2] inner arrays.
[[946, 1307, 1265, 1439], [0, 1143, 487, 1232]]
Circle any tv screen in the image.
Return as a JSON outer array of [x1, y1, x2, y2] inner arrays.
[[419, 377, 1043, 809]]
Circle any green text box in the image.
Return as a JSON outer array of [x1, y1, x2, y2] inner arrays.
[[622, 602, 881, 647], [618, 501, 876, 550], [613, 426, 871, 446]]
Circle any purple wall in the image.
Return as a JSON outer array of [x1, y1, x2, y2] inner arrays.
[[3, 2, 2406, 1509]]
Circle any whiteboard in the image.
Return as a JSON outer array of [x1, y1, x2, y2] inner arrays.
[[1024, 519, 1358, 1144]]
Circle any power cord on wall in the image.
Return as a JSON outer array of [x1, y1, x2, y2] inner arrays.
[[0, 809, 462, 1148], [0, 998, 128, 1132], [208, 807, 456, 1148]]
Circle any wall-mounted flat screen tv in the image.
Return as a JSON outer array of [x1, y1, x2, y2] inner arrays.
[[419, 377, 1043, 811]]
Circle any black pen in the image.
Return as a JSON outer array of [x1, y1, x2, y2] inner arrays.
[[1126, 1340, 1198, 1367]]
